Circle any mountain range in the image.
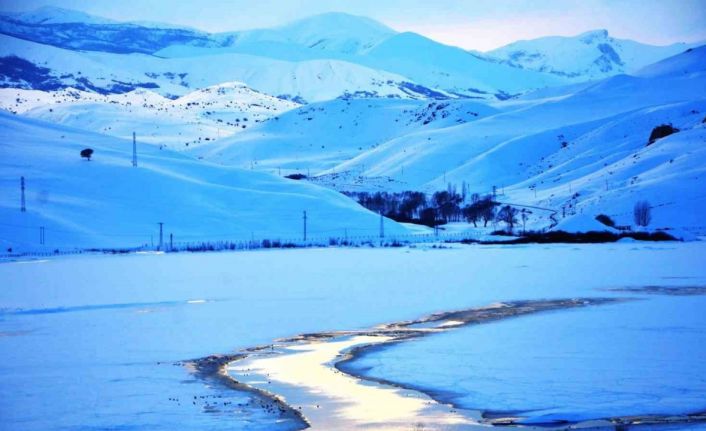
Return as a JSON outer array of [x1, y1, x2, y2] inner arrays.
[[2, 7, 699, 100]]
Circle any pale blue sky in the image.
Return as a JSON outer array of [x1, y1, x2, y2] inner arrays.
[[1, 0, 705, 50]]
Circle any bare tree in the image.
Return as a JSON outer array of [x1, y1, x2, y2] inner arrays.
[[497, 205, 518, 233], [633, 200, 652, 227], [520, 208, 532, 233]]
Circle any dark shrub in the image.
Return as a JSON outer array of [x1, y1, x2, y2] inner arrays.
[[285, 173, 307, 180], [595, 214, 616, 227], [647, 124, 679, 146], [80, 148, 94, 160]]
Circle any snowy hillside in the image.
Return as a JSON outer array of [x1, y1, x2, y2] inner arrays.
[[0, 112, 410, 252], [195, 46, 706, 233], [332, 47, 706, 232], [485, 29, 698, 81], [0, 83, 299, 148], [193, 98, 499, 175]]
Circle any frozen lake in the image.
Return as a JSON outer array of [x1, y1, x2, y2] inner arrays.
[[1, 242, 705, 430], [344, 294, 706, 424]]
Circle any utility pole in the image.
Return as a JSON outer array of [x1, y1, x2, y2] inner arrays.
[[379, 211, 384, 239], [169, 233, 173, 251], [132, 132, 138, 167], [20, 176, 26, 212], [158, 222, 163, 250], [302, 211, 307, 242], [39, 226, 45, 245]]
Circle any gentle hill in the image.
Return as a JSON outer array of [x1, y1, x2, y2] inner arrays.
[[0, 112, 409, 252], [193, 98, 500, 175]]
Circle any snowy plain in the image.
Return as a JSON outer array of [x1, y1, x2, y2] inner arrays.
[[2, 242, 706, 430]]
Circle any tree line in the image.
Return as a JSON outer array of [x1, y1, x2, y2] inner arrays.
[[344, 190, 513, 228]]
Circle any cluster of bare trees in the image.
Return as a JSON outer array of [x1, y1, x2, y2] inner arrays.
[[344, 190, 465, 226], [346, 190, 531, 232]]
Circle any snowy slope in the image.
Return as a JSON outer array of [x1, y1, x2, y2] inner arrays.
[[329, 47, 706, 231], [194, 46, 706, 232], [0, 83, 299, 148], [0, 112, 409, 252], [485, 29, 698, 81], [193, 98, 499, 175]]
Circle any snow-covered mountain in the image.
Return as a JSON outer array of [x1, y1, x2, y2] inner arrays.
[[0, 7, 562, 100], [2, 7, 697, 100], [484, 29, 699, 81], [0, 32, 449, 103], [0, 6, 213, 54]]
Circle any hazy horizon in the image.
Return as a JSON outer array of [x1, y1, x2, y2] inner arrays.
[[1, 0, 705, 51]]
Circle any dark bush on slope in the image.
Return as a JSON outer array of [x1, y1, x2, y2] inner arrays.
[[285, 173, 307, 180], [647, 124, 679, 146], [595, 214, 616, 227]]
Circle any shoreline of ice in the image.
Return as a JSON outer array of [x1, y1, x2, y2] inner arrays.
[[187, 296, 706, 429]]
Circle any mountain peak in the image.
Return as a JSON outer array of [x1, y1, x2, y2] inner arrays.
[[279, 12, 395, 36], [578, 29, 610, 43], [6, 6, 116, 25]]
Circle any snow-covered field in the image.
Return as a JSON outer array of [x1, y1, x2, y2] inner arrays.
[[1, 242, 705, 430]]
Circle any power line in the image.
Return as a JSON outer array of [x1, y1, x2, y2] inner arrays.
[[132, 132, 138, 167], [20, 176, 26, 212], [303, 210, 307, 241], [379, 211, 384, 239], [158, 222, 163, 250]]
